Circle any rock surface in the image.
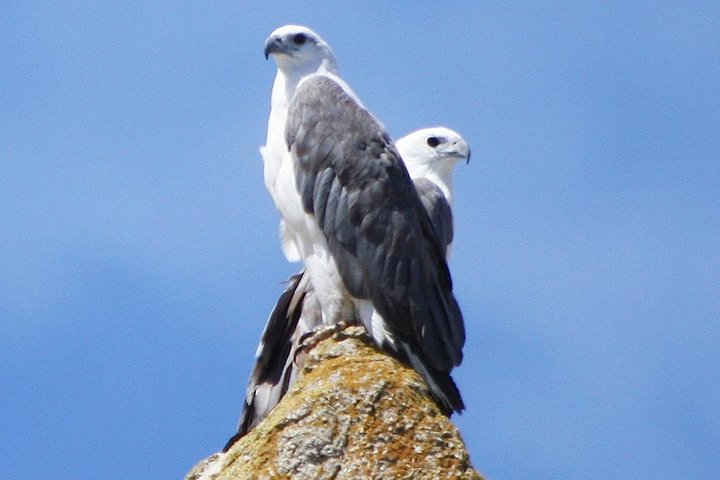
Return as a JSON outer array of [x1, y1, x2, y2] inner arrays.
[[186, 326, 483, 480]]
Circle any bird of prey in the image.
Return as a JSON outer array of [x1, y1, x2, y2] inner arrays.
[[259, 23, 465, 426], [394, 127, 470, 259], [225, 128, 470, 449]]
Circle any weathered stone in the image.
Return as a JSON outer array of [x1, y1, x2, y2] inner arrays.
[[186, 326, 482, 480]]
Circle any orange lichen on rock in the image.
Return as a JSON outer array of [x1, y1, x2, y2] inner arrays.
[[186, 326, 482, 480]]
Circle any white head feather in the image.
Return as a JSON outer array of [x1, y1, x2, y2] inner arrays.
[[395, 127, 470, 205], [264, 25, 337, 80]]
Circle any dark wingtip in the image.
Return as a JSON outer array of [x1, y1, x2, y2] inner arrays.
[[222, 431, 243, 452]]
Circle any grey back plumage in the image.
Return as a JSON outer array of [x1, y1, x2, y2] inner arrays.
[[413, 178, 454, 255], [286, 75, 465, 373], [226, 114, 468, 448]]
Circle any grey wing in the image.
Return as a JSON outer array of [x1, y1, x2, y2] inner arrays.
[[286, 75, 464, 374], [223, 271, 321, 451], [413, 178, 453, 258]]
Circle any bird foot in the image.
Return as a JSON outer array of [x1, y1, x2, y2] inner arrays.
[[295, 321, 351, 360]]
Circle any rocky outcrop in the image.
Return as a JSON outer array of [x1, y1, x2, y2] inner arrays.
[[186, 326, 482, 480]]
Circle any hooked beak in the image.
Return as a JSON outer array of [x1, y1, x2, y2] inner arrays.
[[264, 36, 285, 59], [451, 141, 471, 164]]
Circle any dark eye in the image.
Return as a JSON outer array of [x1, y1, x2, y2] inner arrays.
[[427, 136, 440, 147], [293, 33, 306, 45]]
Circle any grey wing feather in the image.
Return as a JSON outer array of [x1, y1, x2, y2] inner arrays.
[[286, 75, 465, 377], [223, 271, 321, 451], [225, 164, 458, 445], [413, 178, 454, 257]]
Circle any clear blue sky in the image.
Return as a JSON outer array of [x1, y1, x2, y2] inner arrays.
[[1, 2, 718, 479]]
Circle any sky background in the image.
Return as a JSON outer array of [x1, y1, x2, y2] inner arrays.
[[1, 2, 719, 479]]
